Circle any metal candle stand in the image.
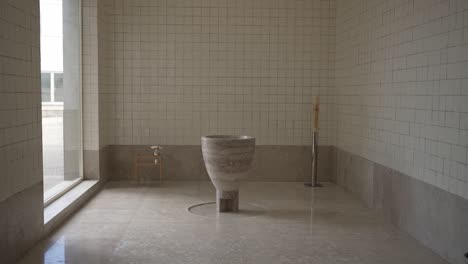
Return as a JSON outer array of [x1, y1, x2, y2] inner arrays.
[[305, 96, 322, 188], [304, 130, 321, 187]]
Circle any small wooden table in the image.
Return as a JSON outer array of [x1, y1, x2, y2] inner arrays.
[[133, 152, 162, 183]]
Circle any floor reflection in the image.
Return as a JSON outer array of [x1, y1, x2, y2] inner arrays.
[[44, 237, 65, 263], [17, 182, 447, 264]]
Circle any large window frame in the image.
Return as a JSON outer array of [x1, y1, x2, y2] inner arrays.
[[41, 0, 84, 206]]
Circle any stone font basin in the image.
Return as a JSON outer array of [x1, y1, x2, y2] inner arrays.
[[201, 135, 255, 212]]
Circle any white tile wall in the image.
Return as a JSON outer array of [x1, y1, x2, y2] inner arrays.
[[100, 0, 335, 146], [82, 0, 113, 151], [334, 0, 468, 199], [98, 0, 114, 148], [82, 0, 100, 151], [0, 0, 42, 202]]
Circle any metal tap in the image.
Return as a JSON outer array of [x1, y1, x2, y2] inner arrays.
[[151, 145, 163, 165]]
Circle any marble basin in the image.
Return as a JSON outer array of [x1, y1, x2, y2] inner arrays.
[[201, 135, 255, 212]]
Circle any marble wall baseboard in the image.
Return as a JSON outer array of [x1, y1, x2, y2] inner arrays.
[[0, 183, 44, 264], [99, 146, 111, 183], [84, 150, 100, 180], [334, 147, 468, 264], [106, 145, 334, 182]]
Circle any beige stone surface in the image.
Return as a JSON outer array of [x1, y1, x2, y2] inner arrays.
[[17, 181, 447, 264], [202, 135, 255, 191]]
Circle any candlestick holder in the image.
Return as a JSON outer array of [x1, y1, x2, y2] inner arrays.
[[305, 130, 322, 187]]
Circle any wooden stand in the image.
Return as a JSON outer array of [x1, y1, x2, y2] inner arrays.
[[133, 146, 163, 183]]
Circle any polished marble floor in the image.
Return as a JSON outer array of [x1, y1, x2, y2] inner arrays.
[[18, 181, 447, 264]]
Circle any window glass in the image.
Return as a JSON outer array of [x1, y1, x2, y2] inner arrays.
[[41, 0, 82, 205], [41, 72, 51, 102], [54, 73, 63, 102]]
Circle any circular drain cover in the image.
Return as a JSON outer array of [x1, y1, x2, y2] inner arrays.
[[188, 202, 265, 218]]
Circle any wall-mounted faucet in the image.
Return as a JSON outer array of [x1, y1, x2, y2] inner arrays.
[[151, 145, 163, 165], [150, 145, 163, 183], [133, 145, 163, 183]]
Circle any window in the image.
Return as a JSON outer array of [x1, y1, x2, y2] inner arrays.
[[41, 72, 64, 103], [40, 0, 82, 205], [54, 73, 64, 102], [41, 72, 51, 102]]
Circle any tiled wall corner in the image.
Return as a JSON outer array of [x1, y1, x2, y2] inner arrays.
[[334, 0, 468, 200], [82, 0, 114, 180], [334, 147, 468, 264]]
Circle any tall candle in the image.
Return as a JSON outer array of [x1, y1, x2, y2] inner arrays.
[[313, 96, 320, 131]]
